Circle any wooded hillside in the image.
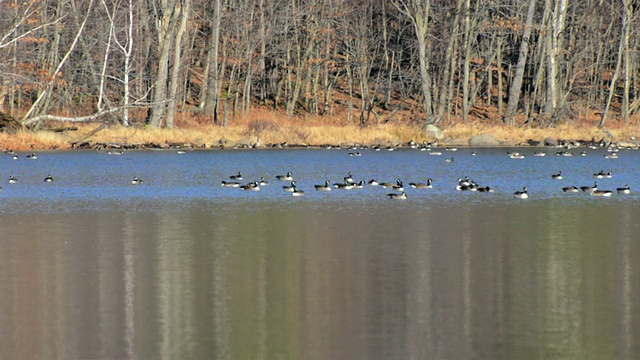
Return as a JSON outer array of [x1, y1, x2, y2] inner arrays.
[[0, 0, 637, 129]]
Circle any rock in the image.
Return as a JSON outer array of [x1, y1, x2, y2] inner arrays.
[[469, 134, 500, 146], [446, 138, 469, 146], [0, 112, 23, 134], [425, 124, 444, 140], [544, 137, 558, 146]]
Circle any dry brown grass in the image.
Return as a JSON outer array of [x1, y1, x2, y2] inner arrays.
[[1, 107, 639, 151]]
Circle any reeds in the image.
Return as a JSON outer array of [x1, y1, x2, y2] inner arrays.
[[1, 108, 638, 151]]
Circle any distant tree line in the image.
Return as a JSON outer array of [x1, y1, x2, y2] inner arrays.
[[0, 0, 637, 128]]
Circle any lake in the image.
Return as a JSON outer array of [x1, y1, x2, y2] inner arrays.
[[0, 147, 638, 359]]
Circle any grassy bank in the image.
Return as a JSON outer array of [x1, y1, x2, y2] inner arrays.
[[1, 108, 639, 151]]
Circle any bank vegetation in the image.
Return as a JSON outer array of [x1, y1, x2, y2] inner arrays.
[[0, 0, 639, 149]]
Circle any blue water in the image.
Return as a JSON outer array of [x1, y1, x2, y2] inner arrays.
[[0, 147, 637, 210]]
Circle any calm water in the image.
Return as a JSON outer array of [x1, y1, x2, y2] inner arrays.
[[0, 148, 638, 359]]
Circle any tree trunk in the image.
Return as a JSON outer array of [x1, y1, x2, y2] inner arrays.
[[201, 0, 222, 124], [503, 0, 537, 125]]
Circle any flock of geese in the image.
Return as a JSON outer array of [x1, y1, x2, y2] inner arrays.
[[1, 140, 635, 199]]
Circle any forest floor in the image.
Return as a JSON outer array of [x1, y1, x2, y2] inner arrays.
[[1, 105, 639, 151]]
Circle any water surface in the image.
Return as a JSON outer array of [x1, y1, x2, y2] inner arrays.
[[0, 148, 638, 359]]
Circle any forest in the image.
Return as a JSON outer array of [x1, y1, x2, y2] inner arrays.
[[0, 0, 638, 134]]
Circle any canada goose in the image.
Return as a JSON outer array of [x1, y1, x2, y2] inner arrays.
[[352, 180, 365, 189], [259, 177, 269, 186], [388, 192, 408, 200], [8, 176, 18, 184], [591, 189, 613, 197], [348, 152, 362, 157], [508, 152, 525, 159], [446, 147, 458, 152], [593, 170, 607, 179], [291, 186, 305, 196], [26, 153, 37, 159], [513, 187, 528, 199], [343, 172, 355, 184], [283, 181, 297, 192], [445, 157, 454, 163], [44, 174, 54, 182], [562, 186, 580, 193], [408, 139, 417, 148], [533, 152, 546, 157], [551, 171, 563, 180], [556, 151, 574, 157], [333, 182, 354, 190], [131, 177, 143, 185], [580, 151, 587, 156], [241, 182, 260, 191], [229, 172, 243, 180], [580, 182, 598, 192], [429, 151, 442, 156], [471, 151, 477, 156], [276, 171, 293, 181], [392, 180, 405, 192], [12, 154, 19, 160], [221, 180, 240, 188], [315, 180, 332, 191], [368, 179, 380, 186], [477, 186, 494, 193], [409, 178, 433, 189], [616, 184, 631, 194], [603, 153, 618, 159]]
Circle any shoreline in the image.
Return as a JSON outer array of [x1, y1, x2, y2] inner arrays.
[[1, 121, 639, 152]]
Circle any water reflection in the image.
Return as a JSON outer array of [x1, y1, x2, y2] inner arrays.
[[1, 197, 638, 359]]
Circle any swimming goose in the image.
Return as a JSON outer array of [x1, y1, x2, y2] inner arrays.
[[387, 192, 408, 200], [477, 186, 495, 193], [445, 157, 454, 163], [616, 184, 631, 194], [508, 152, 525, 159], [391, 180, 405, 192], [551, 171, 563, 180], [283, 181, 297, 192], [291, 186, 305, 196], [368, 179, 380, 186], [276, 171, 294, 181], [343, 172, 355, 184], [259, 177, 269, 186], [429, 151, 442, 156], [591, 189, 613, 197], [348, 152, 362, 157], [580, 182, 598, 192], [8, 176, 18, 184], [26, 153, 37, 159], [241, 181, 260, 191], [593, 170, 610, 179], [603, 153, 618, 159], [513, 187, 528, 199], [315, 180, 332, 191], [44, 174, 54, 182], [562, 186, 580, 193], [131, 177, 143, 185], [352, 180, 365, 189], [229, 172, 243, 180], [533, 152, 546, 157], [333, 182, 354, 190], [221, 180, 240, 187], [409, 178, 433, 189]]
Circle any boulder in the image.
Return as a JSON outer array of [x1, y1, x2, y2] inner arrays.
[[469, 134, 500, 146], [446, 138, 469, 146], [544, 137, 558, 146], [425, 124, 444, 140], [0, 112, 23, 134]]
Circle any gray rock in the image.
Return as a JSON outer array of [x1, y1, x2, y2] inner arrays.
[[446, 138, 469, 146], [469, 134, 500, 146], [544, 137, 558, 146], [425, 124, 444, 140]]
